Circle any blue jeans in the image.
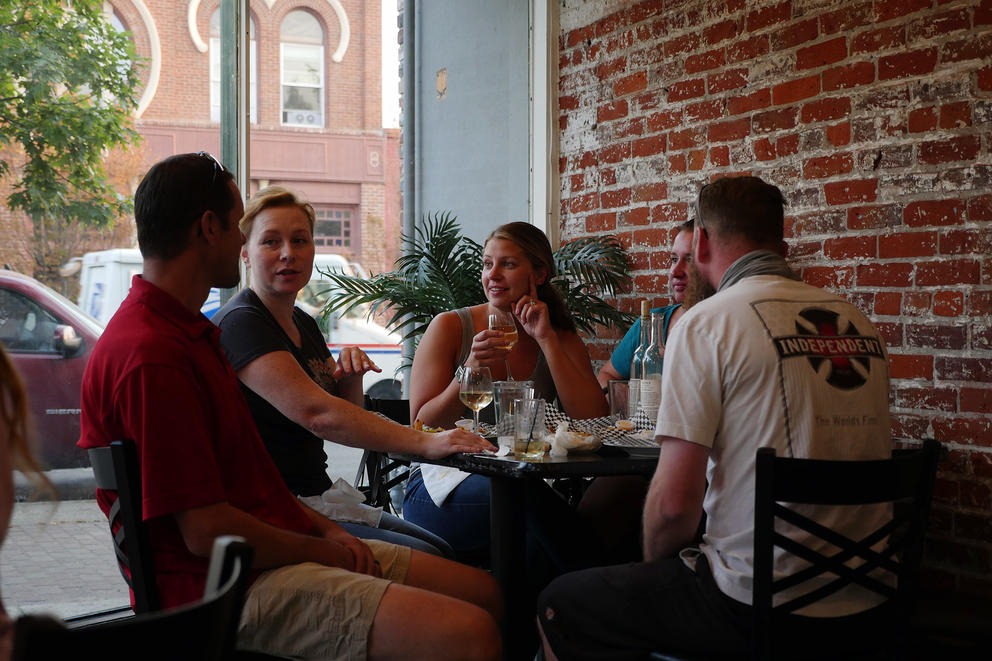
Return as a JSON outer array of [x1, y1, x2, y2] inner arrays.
[[402, 468, 491, 566], [340, 510, 454, 558], [402, 468, 607, 571]]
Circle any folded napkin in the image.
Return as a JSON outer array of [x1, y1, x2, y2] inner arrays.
[[299, 478, 383, 527], [419, 463, 472, 507]]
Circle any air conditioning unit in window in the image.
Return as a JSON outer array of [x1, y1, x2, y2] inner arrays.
[[291, 112, 319, 126]]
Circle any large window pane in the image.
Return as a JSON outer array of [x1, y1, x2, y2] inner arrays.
[[210, 11, 257, 123]]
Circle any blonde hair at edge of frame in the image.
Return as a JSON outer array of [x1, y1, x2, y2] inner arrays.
[[0, 347, 54, 500]]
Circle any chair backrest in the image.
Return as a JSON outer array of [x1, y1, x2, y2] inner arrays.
[[12, 536, 254, 661], [356, 396, 412, 513], [88, 439, 160, 613], [752, 438, 941, 661], [364, 395, 411, 426]]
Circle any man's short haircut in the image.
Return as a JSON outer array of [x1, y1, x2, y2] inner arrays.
[[696, 176, 785, 246], [134, 152, 238, 260], [678, 217, 694, 233]]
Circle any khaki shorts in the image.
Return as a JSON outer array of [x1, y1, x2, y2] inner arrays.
[[238, 539, 412, 660]]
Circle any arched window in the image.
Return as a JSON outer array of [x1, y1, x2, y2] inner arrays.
[[210, 11, 258, 123], [280, 10, 324, 127], [95, 7, 132, 106]]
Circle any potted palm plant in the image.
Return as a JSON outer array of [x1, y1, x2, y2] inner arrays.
[[318, 212, 635, 372]]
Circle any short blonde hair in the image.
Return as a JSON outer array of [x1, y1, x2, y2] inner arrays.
[[241, 186, 316, 238]]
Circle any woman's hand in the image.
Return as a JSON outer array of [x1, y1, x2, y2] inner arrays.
[[465, 329, 512, 370], [513, 276, 552, 342], [332, 346, 382, 380], [417, 428, 497, 459]]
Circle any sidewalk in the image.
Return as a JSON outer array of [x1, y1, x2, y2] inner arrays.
[[1, 499, 129, 619]]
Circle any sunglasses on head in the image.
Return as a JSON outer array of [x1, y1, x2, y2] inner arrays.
[[196, 151, 226, 187]]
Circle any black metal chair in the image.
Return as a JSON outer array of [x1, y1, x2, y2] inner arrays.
[[653, 439, 941, 661], [88, 439, 159, 613], [86, 440, 288, 660], [355, 395, 412, 514], [13, 536, 254, 661]]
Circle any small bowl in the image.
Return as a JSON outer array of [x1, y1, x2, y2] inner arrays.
[[454, 419, 474, 431]]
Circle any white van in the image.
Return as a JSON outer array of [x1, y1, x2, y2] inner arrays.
[[78, 249, 402, 397], [79, 248, 224, 323], [78, 248, 143, 325]]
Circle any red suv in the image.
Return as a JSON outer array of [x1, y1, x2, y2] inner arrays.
[[0, 270, 103, 469]]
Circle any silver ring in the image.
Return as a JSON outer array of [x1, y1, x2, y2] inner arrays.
[[529, 300, 537, 306]]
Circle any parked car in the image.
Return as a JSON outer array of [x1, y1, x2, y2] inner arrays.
[[0, 269, 103, 469]]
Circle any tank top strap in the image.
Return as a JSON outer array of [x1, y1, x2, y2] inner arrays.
[[454, 307, 475, 366]]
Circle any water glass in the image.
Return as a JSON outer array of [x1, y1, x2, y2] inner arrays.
[[494, 380, 534, 450], [608, 379, 634, 421], [513, 398, 547, 461]]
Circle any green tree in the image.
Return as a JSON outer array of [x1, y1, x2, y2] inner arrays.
[[0, 1, 141, 282]]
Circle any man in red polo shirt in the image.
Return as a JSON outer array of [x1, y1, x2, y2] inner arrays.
[[79, 153, 501, 660]]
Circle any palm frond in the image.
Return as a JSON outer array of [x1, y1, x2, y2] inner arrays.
[[554, 235, 630, 296], [553, 234, 635, 331]]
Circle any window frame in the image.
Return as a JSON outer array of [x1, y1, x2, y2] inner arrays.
[[209, 13, 258, 124], [280, 10, 326, 128]]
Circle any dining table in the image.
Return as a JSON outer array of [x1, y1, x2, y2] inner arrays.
[[395, 441, 660, 660]]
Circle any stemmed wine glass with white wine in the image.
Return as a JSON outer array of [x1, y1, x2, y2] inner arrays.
[[459, 366, 494, 434], [488, 309, 518, 380]]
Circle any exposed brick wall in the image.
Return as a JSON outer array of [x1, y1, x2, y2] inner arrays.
[[558, 0, 992, 596]]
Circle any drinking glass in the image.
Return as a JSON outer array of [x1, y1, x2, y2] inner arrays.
[[459, 366, 494, 434], [488, 309, 518, 380], [513, 397, 547, 460], [607, 380, 631, 422], [494, 380, 534, 450]]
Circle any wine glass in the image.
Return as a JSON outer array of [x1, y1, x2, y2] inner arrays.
[[459, 366, 494, 434], [488, 309, 518, 380]]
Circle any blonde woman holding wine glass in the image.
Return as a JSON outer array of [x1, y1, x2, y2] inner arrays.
[[404, 221, 608, 565]]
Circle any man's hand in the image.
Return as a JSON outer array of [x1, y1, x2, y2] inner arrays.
[[321, 524, 382, 577]]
